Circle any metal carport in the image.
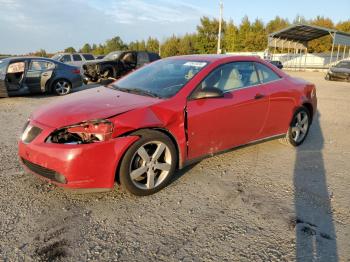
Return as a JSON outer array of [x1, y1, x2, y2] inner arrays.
[[268, 24, 350, 70]]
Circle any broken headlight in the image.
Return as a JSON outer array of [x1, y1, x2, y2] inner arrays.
[[46, 120, 114, 144]]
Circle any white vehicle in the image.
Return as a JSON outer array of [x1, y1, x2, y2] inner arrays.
[[51, 53, 95, 68]]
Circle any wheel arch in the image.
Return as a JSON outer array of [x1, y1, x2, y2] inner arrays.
[[302, 102, 314, 124], [114, 127, 182, 185]]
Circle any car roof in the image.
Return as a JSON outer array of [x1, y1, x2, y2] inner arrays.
[[0, 56, 76, 68], [54, 53, 93, 56], [1, 56, 55, 62], [168, 54, 263, 63]]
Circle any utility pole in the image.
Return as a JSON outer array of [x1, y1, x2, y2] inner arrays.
[[217, 0, 223, 54]]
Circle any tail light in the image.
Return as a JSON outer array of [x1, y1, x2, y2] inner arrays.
[[72, 69, 80, 74]]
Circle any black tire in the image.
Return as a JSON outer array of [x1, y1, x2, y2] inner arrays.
[[51, 79, 72, 96], [280, 106, 311, 147], [119, 130, 177, 196]]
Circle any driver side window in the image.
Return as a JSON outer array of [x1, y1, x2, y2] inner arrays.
[[196, 62, 259, 92]]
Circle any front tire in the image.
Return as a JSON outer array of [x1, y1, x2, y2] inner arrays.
[[325, 73, 335, 81], [119, 130, 177, 196], [281, 107, 311, 147]]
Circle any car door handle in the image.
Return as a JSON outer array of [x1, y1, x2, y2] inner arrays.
[[255, 94, 265, 100]]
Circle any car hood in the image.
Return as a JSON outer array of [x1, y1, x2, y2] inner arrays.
[[31, 86, 161, 128]]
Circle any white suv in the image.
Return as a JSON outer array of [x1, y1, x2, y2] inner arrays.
[[52, 53, 95, 68]]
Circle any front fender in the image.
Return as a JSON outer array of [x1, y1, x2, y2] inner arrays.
[[110, 103, 187, 168]]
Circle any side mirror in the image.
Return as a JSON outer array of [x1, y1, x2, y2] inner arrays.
[[191, 87, 224, 100]]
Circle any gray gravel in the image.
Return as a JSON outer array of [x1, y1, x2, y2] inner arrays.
[[0, 72, 349, 261]]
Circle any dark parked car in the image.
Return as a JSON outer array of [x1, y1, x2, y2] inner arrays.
[[0, 57, 82, 97], [266, 60, 283, 69], [325, 60, 350, 82], [83, 51, 160, 83]]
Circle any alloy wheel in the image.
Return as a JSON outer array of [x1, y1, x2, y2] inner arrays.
[[55, 80, 70, 95], [291, 111, 309, 143], [129, 141, 172, 190]]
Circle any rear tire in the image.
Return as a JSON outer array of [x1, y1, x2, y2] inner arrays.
[[52, 79, 71, 96], [119, 130, 177, 196], [280, 107, 311, 147]]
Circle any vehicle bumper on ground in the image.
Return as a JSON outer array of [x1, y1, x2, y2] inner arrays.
[[18, 120, 139, 190]]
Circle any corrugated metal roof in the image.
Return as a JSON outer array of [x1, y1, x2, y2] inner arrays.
[[269, 24, 350, 46]]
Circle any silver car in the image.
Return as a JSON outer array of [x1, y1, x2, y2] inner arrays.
[[51, 53, 95, 68]]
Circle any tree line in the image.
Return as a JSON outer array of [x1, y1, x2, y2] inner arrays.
[[24, 15, 350, 58]]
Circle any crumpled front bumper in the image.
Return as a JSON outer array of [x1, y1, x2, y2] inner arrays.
[[18, 120, 139, 190]]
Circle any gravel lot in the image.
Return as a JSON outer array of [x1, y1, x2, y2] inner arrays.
[[0, 72, 349, 261]]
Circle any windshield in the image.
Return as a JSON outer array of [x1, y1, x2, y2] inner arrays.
[[104, 51, 123, 61], [335, 61, 350, 69], [111, 59, 209, 98]]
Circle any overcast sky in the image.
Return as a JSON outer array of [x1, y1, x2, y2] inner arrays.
[[0, 0, 349, 54]]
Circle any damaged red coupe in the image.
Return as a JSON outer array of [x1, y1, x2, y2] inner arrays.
[[18, 55, 317, 196]]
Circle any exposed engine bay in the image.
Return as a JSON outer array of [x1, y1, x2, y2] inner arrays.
[[46, 120, 114, 144]]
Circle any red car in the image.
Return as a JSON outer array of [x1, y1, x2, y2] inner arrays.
[[18, 55, 317, 196]]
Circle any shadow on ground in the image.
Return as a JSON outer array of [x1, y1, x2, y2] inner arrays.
[[294, 112, 338, 261]]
